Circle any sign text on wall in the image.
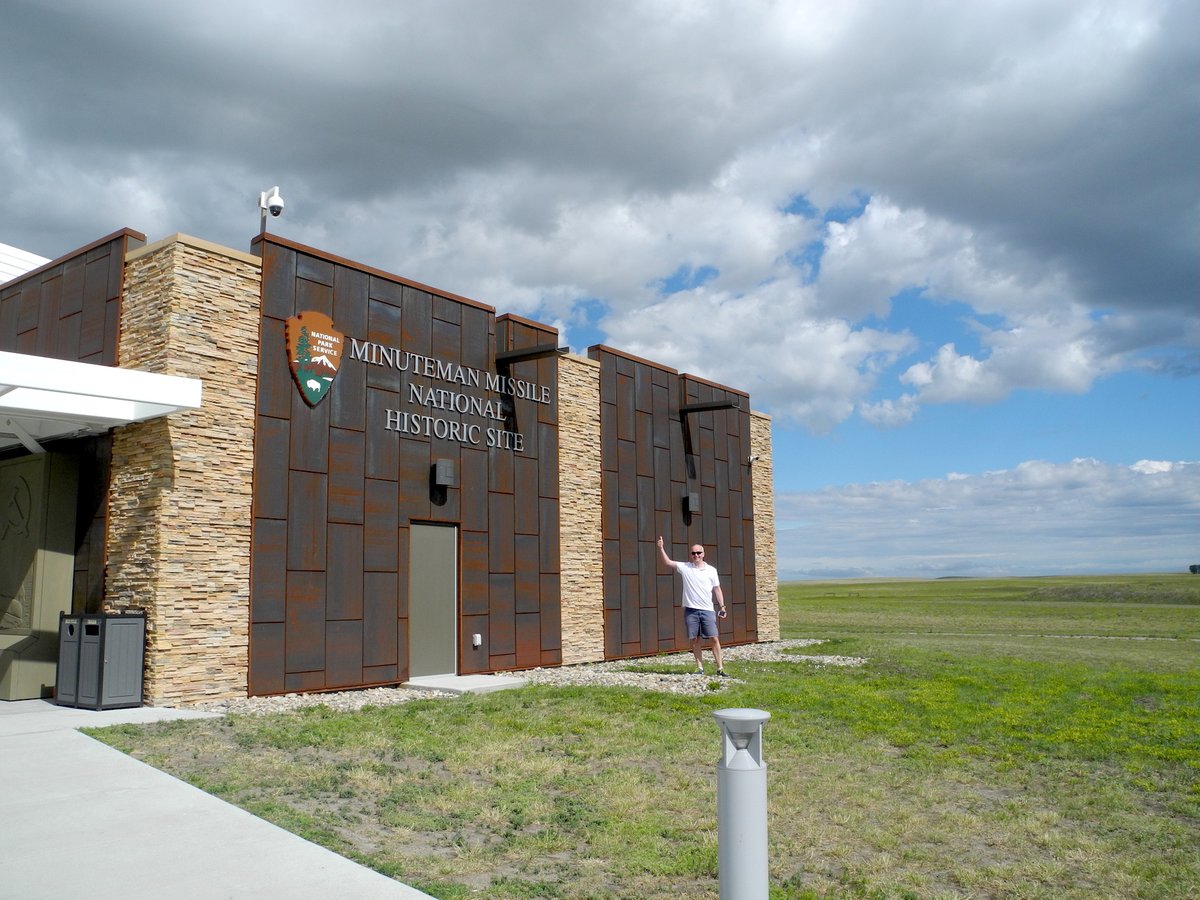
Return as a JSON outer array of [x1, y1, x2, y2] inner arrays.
[[348, 338, 551, 452]]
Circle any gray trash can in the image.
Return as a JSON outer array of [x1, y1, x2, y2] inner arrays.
[[56, 615, 83, 706], [55, 611, 146, 710]]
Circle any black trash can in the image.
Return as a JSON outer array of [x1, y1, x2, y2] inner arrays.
[[56, 611, 146, 710]]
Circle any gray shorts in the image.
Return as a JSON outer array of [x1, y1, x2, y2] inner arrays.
[[685, 608, 718, 640]]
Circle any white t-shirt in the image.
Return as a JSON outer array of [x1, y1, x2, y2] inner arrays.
[[674, 561, 722, 611]]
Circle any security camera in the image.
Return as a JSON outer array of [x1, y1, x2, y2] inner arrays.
[[260, 186, 285, 217], [747, 455, 761, 465]]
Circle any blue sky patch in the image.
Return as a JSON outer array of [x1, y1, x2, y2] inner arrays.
[[654, 263, 720, 296], [561, 297, 610, 353], [788, 239, 826, 283], [869, 289, 1004, 361], [782, 192, 819, 218], [823, 191, 871, 224]]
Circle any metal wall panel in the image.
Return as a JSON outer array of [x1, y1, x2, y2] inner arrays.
[[363, 571, 399, 667], [249, 622, 285, 693], [326, 620, 364, 688], [287, 471, 327, 570], [251, 519, 287, 623], [326, 524, 365, 620], [328, 428, 366, 524], [285, 571, 326, 674], [363, 479, 398, 572], [590, 347, 758, 658], [488, 573, 515, 655], [248, 237, 561, 693]]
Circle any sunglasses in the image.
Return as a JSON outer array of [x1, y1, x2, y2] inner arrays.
[[690, 551, 704, 556]]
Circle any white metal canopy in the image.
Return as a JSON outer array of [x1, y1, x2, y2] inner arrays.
[[0, 351, 203, 453]]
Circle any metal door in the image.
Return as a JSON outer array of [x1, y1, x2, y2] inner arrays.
[[407, 523, 458, 677]]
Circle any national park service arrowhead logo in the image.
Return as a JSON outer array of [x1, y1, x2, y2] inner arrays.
[[286, 311, 343, 407]]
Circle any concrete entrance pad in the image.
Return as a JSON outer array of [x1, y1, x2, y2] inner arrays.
[[404, 673, 527, 694], [1, 699, 433, 899]]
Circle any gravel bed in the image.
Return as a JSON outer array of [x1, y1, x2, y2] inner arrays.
[[198, 639, 865, 715], [198, 685, 453, 716]]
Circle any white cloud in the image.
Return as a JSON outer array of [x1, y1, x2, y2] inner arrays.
[[1130, 459, 1176, 475], [0, 0, 1195, 440], [893, 302, 1137, 411], [777, 458, 1200, 578], [859, 394, 920, 428], [381, 162, 818, 326], [817, 197, 1083, 321], [606, 282, 914, 431], [902, 343, 1004, 404]]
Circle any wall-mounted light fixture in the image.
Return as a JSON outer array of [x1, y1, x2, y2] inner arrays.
[[432, 458, 456, 487], [429, 458, 456, 506]]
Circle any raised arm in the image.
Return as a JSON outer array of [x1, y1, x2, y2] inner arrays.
[[656, 535, 677, 569]]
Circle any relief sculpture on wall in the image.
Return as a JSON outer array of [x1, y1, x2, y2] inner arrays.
[[0, 469, 34, 631]]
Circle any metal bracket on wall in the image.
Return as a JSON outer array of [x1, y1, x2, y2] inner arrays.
[[494, 344, 568, 431], [679, 399, 739, 480], [679, 400, 740, 416], [494, 343, 569, 366]]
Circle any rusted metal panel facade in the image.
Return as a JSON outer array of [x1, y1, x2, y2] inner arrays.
[[0, 230, 145, 613], [6, 227, 772, 703], [590, 346, 757, 659], [0, 230, 141, 365], [248, 236, 562, 695]]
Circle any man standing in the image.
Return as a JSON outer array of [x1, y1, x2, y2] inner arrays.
[[657, 535, 728, 676]]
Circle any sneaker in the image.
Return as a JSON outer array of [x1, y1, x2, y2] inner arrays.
[[717, 669, 729, 677], [695, 667, 705, 675]]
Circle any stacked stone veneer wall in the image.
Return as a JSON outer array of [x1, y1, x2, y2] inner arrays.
[[107, 235, 261, 705], [749, 411, 779, 640], [556, 353, 605, 663]]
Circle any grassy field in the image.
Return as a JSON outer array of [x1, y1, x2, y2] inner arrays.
[[93, 574, 1200, 898]]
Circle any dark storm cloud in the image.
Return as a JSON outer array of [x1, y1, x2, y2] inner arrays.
[[1, 0, 1196, 429], [2, 1, 767, 253]]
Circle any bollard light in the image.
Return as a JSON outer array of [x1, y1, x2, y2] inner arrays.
[[717, 707, 768, 769], [713, 707, 771, 900]]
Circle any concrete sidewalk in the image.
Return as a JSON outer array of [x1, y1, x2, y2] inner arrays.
[[0, 700, 435, 899]]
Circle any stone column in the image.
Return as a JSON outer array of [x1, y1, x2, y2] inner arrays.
[[556, 353, 605, 663], [749, 411, 779, 641], [107, 235, 261, 705]]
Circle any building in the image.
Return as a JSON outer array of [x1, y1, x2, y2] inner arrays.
[[0, 228, 777, 706], [0, 241, 49, 284]]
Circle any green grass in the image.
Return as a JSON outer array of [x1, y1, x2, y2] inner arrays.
[[92, 574, 1200, 898], [778, 574, 1200, 641]]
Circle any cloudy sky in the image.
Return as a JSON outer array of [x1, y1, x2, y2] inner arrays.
[[2, 0, 1196, 578]]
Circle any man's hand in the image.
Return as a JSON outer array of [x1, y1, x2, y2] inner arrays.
[[656, 535, 674, 569]]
